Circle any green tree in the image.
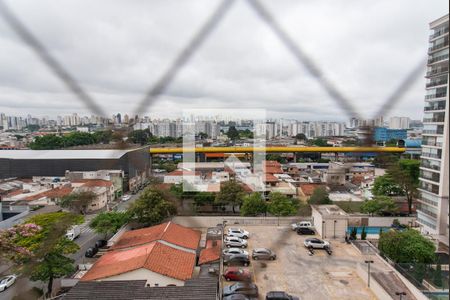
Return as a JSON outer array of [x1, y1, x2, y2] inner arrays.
[[92, 130, 113, 144], [13, 212, 83, 296], [372, 175, 403, 196], [308, 187, 331, 205], [310, 138, 330, 147], [226, 126, 240, 141], [387, 160, 420, 214], [294, 133, 307, 141], [433, 263, 443, 287], [240, 193, 267, 216], [350, 227, 357, 240], [378, 229, 436, 264], [193, 192, 215, 206], [128, 129, 152, 145], [360, 196, 398, 216], [198, 132, 208, 140], [29, 134, 63, 150], [239, 129, 253, 139], [215, 180, 245, 213], [89, 212, 129, 237], [361, 226, 367, 240], [128, 187, 177, 226], [267, 192, 298, 217], [59, 191, 97, 215]]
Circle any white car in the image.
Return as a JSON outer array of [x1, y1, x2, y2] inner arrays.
[[227, 228, 250, 239], [121, 195, 131, 202], [0, 275, 17, 292], [223, 248, 249, 257], [224, 236, 248, 248], [291, 221, 312, 231], [304, 238, 330, 249]]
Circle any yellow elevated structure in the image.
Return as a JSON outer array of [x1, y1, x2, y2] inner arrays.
[[149, 146, 405, 154]]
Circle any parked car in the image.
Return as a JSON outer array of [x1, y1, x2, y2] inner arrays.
[[223, 282, 258, 297], [227, 228, 250, 239], [224, 236, 248, 248], [85, 247, 98, 258], [223, 267, 252, 281], [95, 239, 107, 248], [304, 238, 330, 249], [291, 221, 312, 231], [296, 227, 315, 235], [223, 248, 249, 257], [252, 248, 276, 260], [0, 275, 17, 292], [224, 254, 251, 267], [223, 294, 251, 300], [121, 195, 131, 202], [266, 291, 300, 300]]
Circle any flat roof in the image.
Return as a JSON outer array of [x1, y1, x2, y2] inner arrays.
[[312, 204, 348, 218], [0, 149, 134, 160]]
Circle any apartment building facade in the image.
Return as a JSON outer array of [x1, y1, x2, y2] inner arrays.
[[417, 14, 449, 244]]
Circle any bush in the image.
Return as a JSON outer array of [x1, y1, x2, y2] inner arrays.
[[350, 227, 357, 240], [361, 226, 367, 240]]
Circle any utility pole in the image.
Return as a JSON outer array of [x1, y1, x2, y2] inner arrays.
[[365, 260, 374, 287]]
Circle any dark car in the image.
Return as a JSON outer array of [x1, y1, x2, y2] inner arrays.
[[224, 254, 251, 267], [85, 247, 98, 258], [223, 267, 252, 282], [95, 239, 107, 248], [252, 248, 276, 260], [223, 282, 258, 297], [266, 291, 300, 300], [296, 227, 315, 235]]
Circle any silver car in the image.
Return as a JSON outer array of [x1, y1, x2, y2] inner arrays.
[[227, 228, 250, 239], [252, 248, 276, 260], [0, 275, 17, 292], [304, 238, 330, 249], [224, 236, 248, 248], [223, 248, 249, 257]]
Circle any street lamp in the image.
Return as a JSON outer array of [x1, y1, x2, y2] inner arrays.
[[395, 292, 406, 300], [333, 220, 337, 239], [365, 260, 374, 287]]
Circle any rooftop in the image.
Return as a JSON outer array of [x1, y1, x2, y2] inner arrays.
[[112, 222, 201, 251], [81, 242, 196, 282], [312, 204, 348, 218]]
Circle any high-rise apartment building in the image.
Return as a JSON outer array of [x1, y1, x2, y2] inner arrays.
[[417, 14, 449, 244], [389, 116, 410, 129]]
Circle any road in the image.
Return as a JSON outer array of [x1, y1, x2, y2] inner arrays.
[[0, 191, 142, 300]]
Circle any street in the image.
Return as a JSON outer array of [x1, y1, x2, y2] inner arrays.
[[0, 191, 141, 300]]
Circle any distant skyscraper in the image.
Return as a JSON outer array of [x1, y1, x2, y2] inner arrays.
[[417, 14, 449, 244], [389, 116, 410, 129]]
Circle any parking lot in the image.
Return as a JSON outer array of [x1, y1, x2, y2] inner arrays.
[[222, 225, 377, 300]]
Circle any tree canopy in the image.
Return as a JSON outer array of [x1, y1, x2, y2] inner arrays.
[[308, 187, 332, 205], [360, 196, 398, 216], [59, 191, 97, 215], [29, 130, 115, 149], [378, 229, 436, 264], [240, 193, 267, 216], [267, 192, 298, 217], [128, 187, 177, 226], [215, 180, 245, 213], [89, 211, 130, 237], [128, 129, 152, 145], [372, 175, 403, 196], [226, 126, 240, 141]]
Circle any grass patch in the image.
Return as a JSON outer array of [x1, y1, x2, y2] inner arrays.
[[333, 201, 364, 213]]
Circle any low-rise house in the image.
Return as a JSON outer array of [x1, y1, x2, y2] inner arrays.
[[163, 170, 201, 184], [81, 222, 201, 286]]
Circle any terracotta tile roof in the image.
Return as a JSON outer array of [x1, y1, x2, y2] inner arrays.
[[264, 161, 281, 167], [199, 240, 221, 265], [263, 174, 279, 183], [24, 186, 74, 201], [112, 222, 201, 251], [81, 242, 196, 282], [299, 183, 324, 196], [264, 166, 283, 174], [5, 189, 24, 197]]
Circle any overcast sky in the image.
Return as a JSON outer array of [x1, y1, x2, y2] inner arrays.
[[0, 0, 448, 121]]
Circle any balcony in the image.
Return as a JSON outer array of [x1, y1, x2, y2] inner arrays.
[[426, 78, 448, 88], [420, 171, 440, 183], [426, 65, 449, 77], [421, 152, 441, 159], [419, 182, 440, 194], [422, 140, 443, 147], [421, 159, 441, 171], [422, 129, 444, 135], [423, 117, 445, 123], [416, 204, 438, 219], [428, 53, 449, 64], [429, 27, 449, 40], [424, 104, 446, 111], [425, 92, 447, 100], [428, 39, 449, 53]]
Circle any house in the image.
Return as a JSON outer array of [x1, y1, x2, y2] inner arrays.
[[81, 222, 201, 286], [163, 170, 201, 184], [72, 179, 115, 212]]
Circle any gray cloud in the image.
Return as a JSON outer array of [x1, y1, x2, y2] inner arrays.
[[0, 0, 448, 121]]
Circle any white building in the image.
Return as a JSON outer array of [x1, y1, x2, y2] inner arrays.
[[417, 14, 449, 245], [389, 117, 410, 129]]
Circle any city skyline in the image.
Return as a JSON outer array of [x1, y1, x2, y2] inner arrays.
[[0, 0, 448, 120]]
